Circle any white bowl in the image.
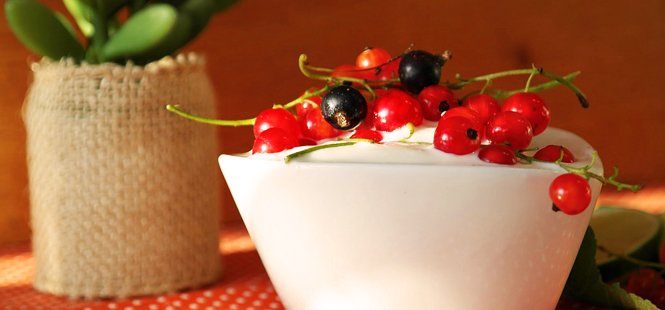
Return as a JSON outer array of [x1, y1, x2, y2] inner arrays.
[[219, 128, 602, 310]]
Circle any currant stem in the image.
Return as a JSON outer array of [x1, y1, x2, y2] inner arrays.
[[284, 142, 357, 163], [515, 150, 643, 192], [449, 68, 589, 108], [458, 72, 580, 103], [166, 105, 255, 126]]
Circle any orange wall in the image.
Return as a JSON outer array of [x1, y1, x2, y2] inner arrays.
[[1, 0, 664, 244]]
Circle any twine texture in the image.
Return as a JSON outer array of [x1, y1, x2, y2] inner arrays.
[[23, 54, 222, 298]]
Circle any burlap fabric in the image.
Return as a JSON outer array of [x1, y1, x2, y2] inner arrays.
[[23, 54, 222, 298]]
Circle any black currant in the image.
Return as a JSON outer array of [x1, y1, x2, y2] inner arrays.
[[320, 86, 367, 130], [398, 50, 451, 94]]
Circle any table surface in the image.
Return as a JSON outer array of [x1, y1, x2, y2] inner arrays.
[[2, 186, 665, 310]]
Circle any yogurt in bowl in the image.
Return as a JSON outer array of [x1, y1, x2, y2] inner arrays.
[[219, 126, 603, 310]]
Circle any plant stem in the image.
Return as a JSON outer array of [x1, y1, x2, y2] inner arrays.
[[284, 142, 357, 163], [515, 150, 643, 192], [166, 105, 255, 126]]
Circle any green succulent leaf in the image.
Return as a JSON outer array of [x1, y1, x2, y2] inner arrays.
[[100, 3, 178, 62], [96, 0, 130, 17], [212, 0, 239, 12], [62, 0, 94, 37], [137, 12, 193, 62], [5, 0, 85, 60], [179, 0, 215, 39]]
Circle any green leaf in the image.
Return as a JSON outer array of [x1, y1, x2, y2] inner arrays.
[[179, 0, 215, 39], [563, 226, 660, 310], [53, 12, 78, 39], [5, 0, 85, 60], [212, 0, 239, 12], [137, 12, 193, 62], [96, 0, 130, 17], [62, 0, 94, 37], [100, 3, 178, 62]]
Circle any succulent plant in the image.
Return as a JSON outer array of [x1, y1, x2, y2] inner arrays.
[[5, 0, 238, 64]]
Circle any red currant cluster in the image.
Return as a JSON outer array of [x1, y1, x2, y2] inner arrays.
[[167, 46, 642, 216]]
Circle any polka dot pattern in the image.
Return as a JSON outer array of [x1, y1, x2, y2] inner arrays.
[[0, 224, 284, 310], [2, 186, 665, 310]]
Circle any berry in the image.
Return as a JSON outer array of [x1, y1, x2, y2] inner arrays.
[[398, 50, 448, 94], [372, 90, 424, 131], [296, 89, 322, 120], [320, 86, 368, 130], [300, 107, 343, 140], [478, 145, 518, 165], [440, 106, 484, 136], [434, 116, 481, 155], [331, 64, 369, 86], [252, 127, 298, 154], [624, 268, 665, 298], [356, 47, 392, 69], [549, 173, 592, 215], [254, 108, 300, 140], [417, 85, 458, 121], [350, 129, 383, 143], [533, 145, 576, 163], [501, 92, 551, 136], [462, 94, 500, 125], [485, 111, 533, 151]]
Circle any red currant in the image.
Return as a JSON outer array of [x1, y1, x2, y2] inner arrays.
[[440, 106, 484, 136], [350, 129, 383, 143], [485, 111, 533, 151], [462, 94, 500, 125], [501, 92, 551, 136], [478, 145, 518, 165], [331, 64, 370, 86], [434, 116, 481, 155], [417, 85, 459, 121], [252, 127, 298, 154], [254, 108, 300, 140], [549, 173, 592, 215], [356, 47, 392, 69], [372, 90, 424, 131], [624, 268, 665, 298], [296, 89, 322, 120], [533, 145, 576, 163], [300, 107, 343, 140]]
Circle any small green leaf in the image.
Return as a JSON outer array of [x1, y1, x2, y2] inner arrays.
[[563, 226, 660, 310], [5, 0, 85, 60], [100, 3, 178, 62], [62, 0, 94, 37], [53, 12, 78, 39]]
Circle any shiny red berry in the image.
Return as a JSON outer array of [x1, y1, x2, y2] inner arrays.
[[331, 64, 369, 86], [501, 92, 551, 136], [296, 89, 322, 120], [533, 145, 576, 163], [549, 173, 592, 215], [485, 111, 533, 151], [417, 85, 458, 121], [434, 116, 481, 155], [300, 107, 343, 140], [350, 129, 383, 143], [372, 90, 424, 131], [356, 47, 392, 69], [478, 145, 518, 165], [254, 108, 300, 140], [462, 94, 500, 125], [252, 127, 298, 154], [440, 106, 485, 136]]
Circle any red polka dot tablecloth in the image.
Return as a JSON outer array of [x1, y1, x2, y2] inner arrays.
[[2, 186, 665, 310], [0, 224, 284, 310]]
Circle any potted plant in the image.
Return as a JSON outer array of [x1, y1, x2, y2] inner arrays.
[[5, 0, 237, 298]]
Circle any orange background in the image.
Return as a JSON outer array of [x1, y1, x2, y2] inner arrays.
[[1, 0, 664, 245]]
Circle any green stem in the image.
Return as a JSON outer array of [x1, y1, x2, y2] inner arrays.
[[166, 105, 255, 126], [458, 72, 580, 103], [280, 84, 334, 110], [524, 69, 537, 92], [515, 150, 643, 192], [284, 142, 357, 163]]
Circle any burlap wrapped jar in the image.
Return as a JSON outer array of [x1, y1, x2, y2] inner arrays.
[[23, 53, 222, 298]]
